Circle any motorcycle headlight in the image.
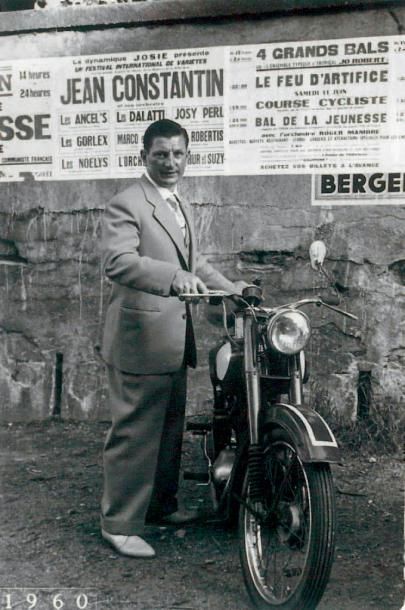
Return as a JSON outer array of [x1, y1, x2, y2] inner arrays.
[[267, 310, 311, 355]]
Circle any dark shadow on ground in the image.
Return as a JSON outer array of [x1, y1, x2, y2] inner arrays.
[[0, 420, 403, 610]]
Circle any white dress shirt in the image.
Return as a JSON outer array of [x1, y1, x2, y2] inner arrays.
[[144, 172, 187, 240]]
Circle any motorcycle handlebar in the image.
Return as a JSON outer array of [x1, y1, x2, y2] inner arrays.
[[179, 285, 263, 306], [178, 292, 358, 321], [318, 299, 358, 320], [178, 291, 230, 303], [288, 297, 358, 320]]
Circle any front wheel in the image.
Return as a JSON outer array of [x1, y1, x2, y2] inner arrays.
[[239, 429, 336, 610]]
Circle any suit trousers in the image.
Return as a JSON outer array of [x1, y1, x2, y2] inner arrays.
[[101, 364, 187, 536]]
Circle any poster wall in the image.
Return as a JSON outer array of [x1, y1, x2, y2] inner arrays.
[[1, 35, 405, 195], [0, 47, 225, 181]]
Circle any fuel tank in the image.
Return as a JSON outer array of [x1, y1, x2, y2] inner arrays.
[[209, 340, 243, 393]]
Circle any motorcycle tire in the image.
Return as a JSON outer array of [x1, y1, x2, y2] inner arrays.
[[239, 428, 336, 610]]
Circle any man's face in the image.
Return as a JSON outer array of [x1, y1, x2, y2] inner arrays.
[[141, 135, 189, 190]]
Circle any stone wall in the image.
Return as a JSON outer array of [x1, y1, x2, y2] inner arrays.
[[0, 2, 404, 421]]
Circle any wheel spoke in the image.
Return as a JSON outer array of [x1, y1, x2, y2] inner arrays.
[[240, 433, 336, 609], [245, 443, 311, 602]]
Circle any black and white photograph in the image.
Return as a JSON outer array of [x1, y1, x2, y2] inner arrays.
[[0, 1, 403, 609]]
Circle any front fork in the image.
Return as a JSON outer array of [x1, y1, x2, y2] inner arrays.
[[243, 314, 305, 514], [244, 313, 261, 445], [244, 312, 304, 438], [243, 313, 265, 507], [289, 353, 303, 406]]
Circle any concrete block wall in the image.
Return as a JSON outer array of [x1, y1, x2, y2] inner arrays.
[[0, 1, 404, 421]]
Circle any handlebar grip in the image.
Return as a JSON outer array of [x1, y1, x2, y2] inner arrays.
[[183, 471, 209, 482], [208, 295, 223, 305], [242, 284, 263, 305], [186, 422, 212, 432], [321, 294, 340, 306]]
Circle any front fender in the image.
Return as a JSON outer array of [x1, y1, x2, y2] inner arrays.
[[263, 403, 341, 463]]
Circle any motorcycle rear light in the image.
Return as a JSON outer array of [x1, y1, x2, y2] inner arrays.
[[267, 310, 311, 355]]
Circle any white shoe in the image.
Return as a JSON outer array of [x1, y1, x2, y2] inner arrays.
[[101, 529, 155, 558]]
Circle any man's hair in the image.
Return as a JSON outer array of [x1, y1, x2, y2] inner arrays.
[[143, 119, 189, 151]]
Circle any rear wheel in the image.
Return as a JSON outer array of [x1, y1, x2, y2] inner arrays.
[[239, 429, 336, 610]]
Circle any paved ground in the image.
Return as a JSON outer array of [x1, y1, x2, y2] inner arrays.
[[0, 420, 403, 610]]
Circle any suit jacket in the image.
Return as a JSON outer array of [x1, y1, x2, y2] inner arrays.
[[101, 175, 237, 374]]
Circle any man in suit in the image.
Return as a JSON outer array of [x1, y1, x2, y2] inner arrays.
[[100, 119, 245, 558]]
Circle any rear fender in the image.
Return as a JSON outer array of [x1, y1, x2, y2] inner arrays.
[[263, 403, 341, 463]]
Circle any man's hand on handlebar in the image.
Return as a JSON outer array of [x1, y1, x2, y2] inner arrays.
[[171, 270, 208, 301], [174, 277, 258, 305]]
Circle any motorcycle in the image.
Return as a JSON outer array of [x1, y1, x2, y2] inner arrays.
[[182, 241, 358, 610]]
